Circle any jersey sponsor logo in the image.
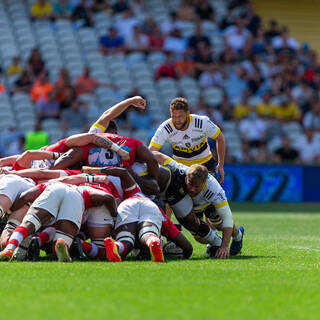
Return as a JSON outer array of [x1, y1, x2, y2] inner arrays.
[[185, 143, 191, 147], [192, 136, 204, 142], [183, 134, 190, 139], [164, 123, 173, 134], [88, 145, 132, 167], [195, 118, 203, 129], [192, 129, 203, 133], [172, 141, 208, 158]]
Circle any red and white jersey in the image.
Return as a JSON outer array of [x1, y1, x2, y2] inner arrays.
[[79, 133, 143, 169], [41, 138, 69, 153]]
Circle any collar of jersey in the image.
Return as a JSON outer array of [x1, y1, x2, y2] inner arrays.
[[202, 179, 207, 192]]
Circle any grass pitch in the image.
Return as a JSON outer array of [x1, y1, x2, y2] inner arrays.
[[1, 203, 319, 320]]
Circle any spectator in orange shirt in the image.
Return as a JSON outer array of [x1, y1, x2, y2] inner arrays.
[[30, 71, 54, 103], [75, 66, 114, 96], [174, 51, 195, 78]]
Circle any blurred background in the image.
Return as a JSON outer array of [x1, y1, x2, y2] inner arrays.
[[0, 0, 319, 203]]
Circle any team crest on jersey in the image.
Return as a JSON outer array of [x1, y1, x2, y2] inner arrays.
[[88, 145, 131, 167]]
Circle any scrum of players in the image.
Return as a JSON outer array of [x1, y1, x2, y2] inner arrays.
[[0, 96, 244, 263]]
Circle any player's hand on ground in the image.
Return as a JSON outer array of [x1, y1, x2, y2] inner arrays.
[[117, 148, 130, 161], [215, 246, 230, 259], [129, 96, 146, 109], [215, 163, 224, 184]]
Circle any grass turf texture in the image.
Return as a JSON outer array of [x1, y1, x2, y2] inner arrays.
[[0, 203, 319, 320]]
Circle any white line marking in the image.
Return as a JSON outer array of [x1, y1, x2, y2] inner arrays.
[[290, 246, 320, 252]]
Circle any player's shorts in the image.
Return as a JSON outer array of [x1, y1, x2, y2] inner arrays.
[[31, 183, 84, 229], [0, 174, 35, 203], [85, 205, 114, 228], [202, 157, 216, 177], [170, 194, 193, 219], [115, 198, 162, 231]]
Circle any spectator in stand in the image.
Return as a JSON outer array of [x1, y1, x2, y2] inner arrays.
[[36, 90, 60, 120], [194, 96, 223, 127], [239, 107, 266, 148], [141, 15, 156, 35], [220, 9, 235, 30], [195, 0, 215, 21], [28, 48, 45, 78], [25, 120, 49, 150], [264, 20, 281, 43], [250, 27, 267, 55], [273, 96, 301, 122], [148, 25, 164, 51], [296, 129, 320, 164], [303, 102, 320, 131], [127, 108, 152, 131], [75, 66, 113, 96], [256, 91, 277, 118], [61, 100, 88, 133], [273, 136, 300, 163], [54, 68, 74, 108], [224, 18, 252, 53], [53, 0, 74, 19], [234, 91, 251, 119], [72, 0, 93, 27], [161, 12, 183, 36], [194, 42, 214, 77], [112, 0, 129, 14], [131, 0, 145, 16], [6, 57, 23, 78], [218, 94, 234, 121], [155, 52, 176, 80], [244, 2, 261, 35], [163, 28, 187, 55], [116, 8, 138, 39], [31, 0, 53, 21], [199, 61, 223, 89], [125, 25, 148, 52], [30, 71, 54, 104], [188, 22, 210, 54], [174, 51, 196, 78], [0, 127, 24, 157], [99, 27, 125, 55], [177, 0, 197, 21], [272, 27, 299, 54], [92, 0, 111, 13], [224, 65, 247, 102], [13, 71, 33, 94], [0, 68, 5, 94]]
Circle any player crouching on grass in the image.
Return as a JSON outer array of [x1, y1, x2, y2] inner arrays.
[[0, 178, 117, 262], [82, 166, 165, 263]]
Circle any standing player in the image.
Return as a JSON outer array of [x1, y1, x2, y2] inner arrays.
[[149, 97, 226, 183]]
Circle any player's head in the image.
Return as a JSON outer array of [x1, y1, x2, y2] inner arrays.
[[105, 120, 118, 134], [169, 97, 190, 130], [186, 164, 208, 197]]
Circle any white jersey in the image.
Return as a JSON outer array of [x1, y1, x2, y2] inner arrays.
[[150, 114, 220, 166]]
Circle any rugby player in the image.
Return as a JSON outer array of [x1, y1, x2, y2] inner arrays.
[[149, 97, 226, 183]]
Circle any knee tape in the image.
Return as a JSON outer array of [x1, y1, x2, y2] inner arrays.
[[4, 219, 21, 232], [54, 231, 73, 248], [138, 224, 160, 240], [92, 238, 105, 248], [23, 213, 42, 232]]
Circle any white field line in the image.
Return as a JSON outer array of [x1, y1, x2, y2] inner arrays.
[[290, 246, 320, 252]]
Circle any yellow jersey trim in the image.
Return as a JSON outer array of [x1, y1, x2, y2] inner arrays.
[[93, 123, 106, 132], [149, 141, 162, 149], [138, 171, 148, 177], [214, 200, 228, 209], [175, 153, 212, 166], [201, 180, 208, 192], [210, 127, 221, 140], [163, 157, 174, 166]]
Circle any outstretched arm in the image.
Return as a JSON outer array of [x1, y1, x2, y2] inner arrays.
[[89, 96, 146, 133], [14, 150, 61, 169], [0, 155, 19, 167], [11, 187, 42, 211]]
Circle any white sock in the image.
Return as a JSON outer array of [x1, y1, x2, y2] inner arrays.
[[115, 241, 125, 254], [0, 205, 4, 218], [145, 235, 160, 247], [203, 228, 222, 246], [233, 228, 242, 241]]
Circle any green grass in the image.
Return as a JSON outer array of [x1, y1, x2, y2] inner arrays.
[[1, 204, 320, 320]]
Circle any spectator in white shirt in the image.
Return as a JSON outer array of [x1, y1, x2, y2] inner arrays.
[[161, 11, 183, 36], [296, 129, 320, 163], [125, 25, 148, 52], [199, 62, 223, 89], [272, 27, 299, 53], [303, 103, 320, 131]]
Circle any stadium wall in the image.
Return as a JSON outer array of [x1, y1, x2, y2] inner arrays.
[[223, 164, 320, 202]]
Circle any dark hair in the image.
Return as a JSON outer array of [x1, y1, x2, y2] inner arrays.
[[170, 97, 189, 112], [106, 120, 118, 133]]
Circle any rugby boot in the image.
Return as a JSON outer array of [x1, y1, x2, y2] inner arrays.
[[230, 226, 245, 256], [27, 237, 40, 261], [13, 235, 32, 261], [55, 239, 72, 262], [69, 236, 84, 261], [104, 237, 121, 262], [0, 249, 13, 261], [149, 239, 165, 263]]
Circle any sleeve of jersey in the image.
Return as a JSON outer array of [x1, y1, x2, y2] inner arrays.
[[206, 118, 221, 140], [149, 124, 168, 149], [89, 123, 106, 133]]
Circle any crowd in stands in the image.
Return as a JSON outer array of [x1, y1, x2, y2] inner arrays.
[[0, 0, 320, 165]]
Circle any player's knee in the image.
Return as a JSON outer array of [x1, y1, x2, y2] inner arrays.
[[22, 212, 42, 233], [116, 231, 135, 253], [138, 223, 160, 243], [196, 220, 211, 238]]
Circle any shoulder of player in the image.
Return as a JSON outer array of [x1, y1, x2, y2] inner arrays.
[[157, 118, 175, 134], [201, 176, 221, 200], [190, 114, 211, 129]]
